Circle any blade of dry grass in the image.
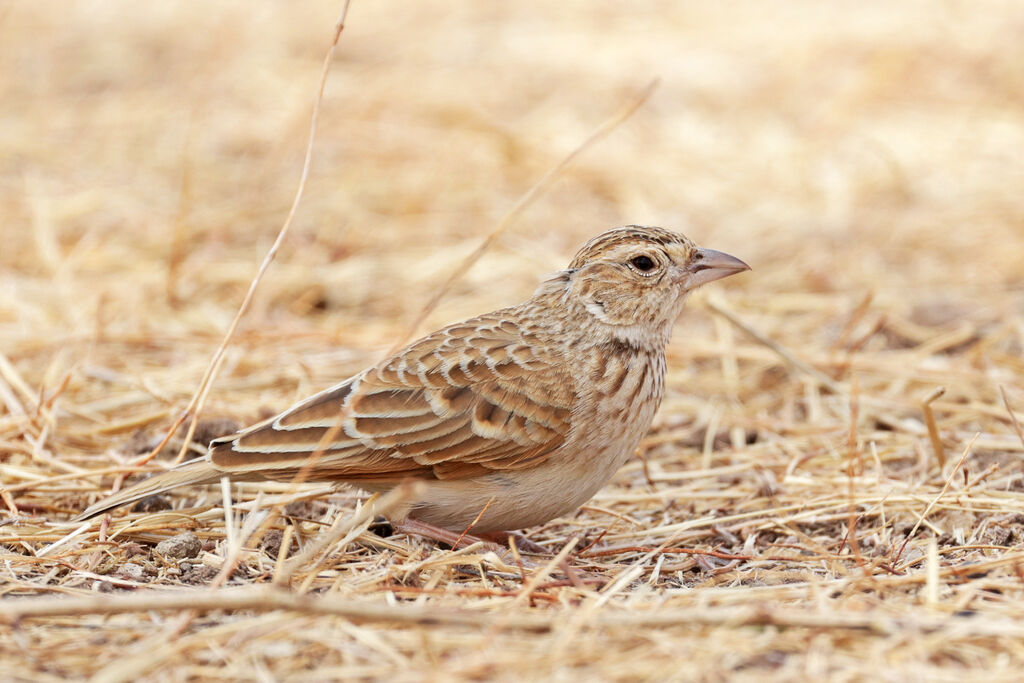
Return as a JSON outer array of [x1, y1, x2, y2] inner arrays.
[[1001, 385, 1024, 449], [9, 585, 1024, 639], [922, 386, 947, 469]]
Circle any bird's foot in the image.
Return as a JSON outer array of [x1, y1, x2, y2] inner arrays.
[[477, 530, 550, 555], [394, 517, 504, 554], [393, 518, 551, 563]]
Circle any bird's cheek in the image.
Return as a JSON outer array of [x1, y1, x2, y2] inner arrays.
[[587, 291, 639, 326], [670, 268, 692, 287], [668, 291, 692, 320]]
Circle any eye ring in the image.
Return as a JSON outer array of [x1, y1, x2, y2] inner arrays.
[[629, 255, 656, 272]]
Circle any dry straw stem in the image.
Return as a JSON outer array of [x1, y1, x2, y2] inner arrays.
[[894, 433, 977, 566], [143, 0, 355, 471], [922, 386, 948, 469], [1002, 385, 1024, 449], [8, 585, 1024, 639], [5, 1, 1024, 680]]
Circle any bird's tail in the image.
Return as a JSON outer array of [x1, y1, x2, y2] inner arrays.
[[74, 459, 223, 521]]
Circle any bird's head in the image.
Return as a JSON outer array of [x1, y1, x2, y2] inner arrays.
[[560, 225, 749, 341]]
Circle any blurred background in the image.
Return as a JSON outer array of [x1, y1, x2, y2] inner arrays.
[[4, 1, 1021, 349]]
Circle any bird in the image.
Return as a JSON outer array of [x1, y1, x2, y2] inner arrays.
[[76, 226, 749, 549]]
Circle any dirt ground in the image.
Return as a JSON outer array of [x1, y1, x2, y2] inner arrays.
[[2, 1, 1024, 680]]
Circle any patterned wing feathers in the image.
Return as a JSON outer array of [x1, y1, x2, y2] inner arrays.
[[207, 316, 574, 481]]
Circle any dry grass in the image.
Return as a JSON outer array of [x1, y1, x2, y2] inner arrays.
[[3, 1, 1024, 680]]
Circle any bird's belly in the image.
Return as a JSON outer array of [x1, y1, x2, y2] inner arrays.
[[402, 439, 639, 533], [405, 473, 576, 533]]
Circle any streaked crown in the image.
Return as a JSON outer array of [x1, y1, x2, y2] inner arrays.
[[569, 225, 696, 269]]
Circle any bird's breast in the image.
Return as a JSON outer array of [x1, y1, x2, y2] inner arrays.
[[565, 345, 666, 470]]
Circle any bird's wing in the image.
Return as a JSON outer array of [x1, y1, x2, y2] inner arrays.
[[207, 314, 575, 482]]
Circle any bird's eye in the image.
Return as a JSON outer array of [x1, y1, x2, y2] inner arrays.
[[630, 255, 656, 272]]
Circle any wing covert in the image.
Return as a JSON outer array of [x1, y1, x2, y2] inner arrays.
[[209, 314, 574, 481]]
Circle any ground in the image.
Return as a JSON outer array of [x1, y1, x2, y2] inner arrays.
[[2, 1, 1024, 680]]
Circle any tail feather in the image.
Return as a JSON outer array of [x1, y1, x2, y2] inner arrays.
[[74, 459, 223, 521]]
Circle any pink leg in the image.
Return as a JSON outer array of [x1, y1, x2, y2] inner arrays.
[[395, 517, 503, 553], [478, 530, 550, 555], [394, 519, 550, 560]]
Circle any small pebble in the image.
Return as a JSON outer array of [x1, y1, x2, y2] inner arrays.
[[121, 563, 145, 581], [156, 531, 202, 560]]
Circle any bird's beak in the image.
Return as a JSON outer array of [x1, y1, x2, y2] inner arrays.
[[676, 248, 750, 289]]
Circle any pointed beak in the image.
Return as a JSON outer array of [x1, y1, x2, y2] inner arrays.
[[676, 248, 750, 289]]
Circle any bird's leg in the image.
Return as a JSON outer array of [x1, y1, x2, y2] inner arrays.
[[393, 519, 550, 561], [394, 517, 499, 552], [477, 530, 550, 555]]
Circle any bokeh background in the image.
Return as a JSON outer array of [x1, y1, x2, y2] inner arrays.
[[3, 1, 1024, 680]]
